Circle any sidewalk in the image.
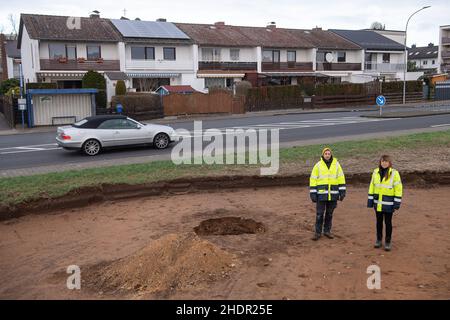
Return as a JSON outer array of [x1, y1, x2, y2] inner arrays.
[[1, 100, 449, 136]]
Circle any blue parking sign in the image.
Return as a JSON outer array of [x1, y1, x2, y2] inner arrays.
[[376, 95, 386, 107]]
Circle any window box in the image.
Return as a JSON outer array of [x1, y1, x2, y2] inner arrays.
[[96, 57, 104, 63], [77, 57, 86, 63], [58, 57, 68, 63]]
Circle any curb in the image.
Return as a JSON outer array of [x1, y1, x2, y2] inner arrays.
[[1, 170, 448, 221], [362, 111, 450, 119]]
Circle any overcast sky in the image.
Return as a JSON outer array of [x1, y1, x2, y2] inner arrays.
[[0, 0, 448, 47]]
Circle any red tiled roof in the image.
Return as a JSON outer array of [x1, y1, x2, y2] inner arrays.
[[175, 23, 361, 50], [286, 29, 361, 50], [175, 23, 314, 48], [19, 14, 122, 44]]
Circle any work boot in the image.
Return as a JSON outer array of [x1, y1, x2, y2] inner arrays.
[[374, 240, 382, 249], [312, 233, 321, 241], [324, 232, 334, 239], [384, 242, 392, 251]]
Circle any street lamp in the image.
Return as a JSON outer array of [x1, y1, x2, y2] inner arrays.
[[403, 5, 431, 104]]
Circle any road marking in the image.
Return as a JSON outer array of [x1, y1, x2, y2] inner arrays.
[[431, 124, 450, 128], [0, 143, 57, 151], [1, 147, 61, 155], [0, 117, 401, 154]]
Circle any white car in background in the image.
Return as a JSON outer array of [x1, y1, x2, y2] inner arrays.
[[56, 115, 177, 156]]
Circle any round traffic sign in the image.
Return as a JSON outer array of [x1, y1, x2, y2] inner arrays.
[[376, 95, 386, 107]]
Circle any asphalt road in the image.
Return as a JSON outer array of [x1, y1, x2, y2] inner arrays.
[[1, 109, 450, 172]]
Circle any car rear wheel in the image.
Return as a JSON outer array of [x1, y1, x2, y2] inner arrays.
[[82, 139, 101, 156], [153, 133, 170, 149]]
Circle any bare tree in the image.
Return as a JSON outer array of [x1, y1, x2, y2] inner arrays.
[[370, 22, 386, 30], [8, 14, 18, 39]]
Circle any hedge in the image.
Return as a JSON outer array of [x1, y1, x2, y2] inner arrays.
[[82, 70, 107, 108], [115, 80, 126, 96], [26, 83, 57, 90], [381, 80, 423, 94]]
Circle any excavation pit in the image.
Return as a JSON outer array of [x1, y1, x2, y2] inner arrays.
[[194, 217, 266, 236]]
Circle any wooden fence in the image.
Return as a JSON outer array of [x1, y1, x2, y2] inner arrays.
[[0, 96, 17, 128], [163, 91, 245, 116], [312, 94, 377, 108], [383, 92, 424, 105]]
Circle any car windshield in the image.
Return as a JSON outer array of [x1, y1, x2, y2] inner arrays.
[[128, 118, 145, 127], [72, 119, 88, 127]]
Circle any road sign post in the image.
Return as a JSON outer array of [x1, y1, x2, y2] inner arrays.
[[376, 95, 386, 117], [18, 98, 27, 129]]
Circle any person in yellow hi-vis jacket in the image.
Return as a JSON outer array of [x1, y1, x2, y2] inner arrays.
[[310, 147, 346, 241], [367, 155, 403, 252]]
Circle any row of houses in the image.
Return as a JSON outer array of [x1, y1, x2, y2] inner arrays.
[[439, 25, 450, 74], [17, 12, 425, 103], [0, 34, 21, 81]]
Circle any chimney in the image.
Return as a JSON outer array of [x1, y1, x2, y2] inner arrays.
[[214, 21, 225, 27], [266, 22, 276, 29], [313, 26, 322, 31], [157, 18, 167, 22], [428, 42, 434, 47], [89, 10, 100, 18], [412, 44, 416, 48]]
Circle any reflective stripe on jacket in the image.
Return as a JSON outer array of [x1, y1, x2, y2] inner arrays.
[[310, 158, 346, 202], [367, 167, 403, 213]]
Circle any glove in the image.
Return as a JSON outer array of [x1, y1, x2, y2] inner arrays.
[[367, 199, 374, 208], [339, 190, 346, 202], [310, 193, 317, 203], [393, 203, 400, 211]]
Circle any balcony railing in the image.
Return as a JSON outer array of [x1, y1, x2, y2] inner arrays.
[[261, 62, 313, 72], [441, 51, 450, 59], [40, 59, 120, 71], [364, 62, 405, 72], [126, 59, 193, 71], [316, 62, 361, 71], [199, 61, 257, 71], [442, 37, 450, 45]]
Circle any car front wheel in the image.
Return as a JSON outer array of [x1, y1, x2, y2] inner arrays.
[[153, 133, 170, 149], [82, 139, 101, 156]]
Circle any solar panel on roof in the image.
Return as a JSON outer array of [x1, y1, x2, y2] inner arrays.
[[111, 19, 190, 39]]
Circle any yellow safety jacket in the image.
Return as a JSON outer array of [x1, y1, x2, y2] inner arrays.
[[310, 158, 346, 202], [367, 167, 403, 213]]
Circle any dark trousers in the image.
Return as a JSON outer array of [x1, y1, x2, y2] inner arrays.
[[315, 201, 337, 235], [376, 211, 393, 243]]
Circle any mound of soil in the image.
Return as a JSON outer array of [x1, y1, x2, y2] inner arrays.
[[194, 217, 266, 236], [84, 233, 236, 296]]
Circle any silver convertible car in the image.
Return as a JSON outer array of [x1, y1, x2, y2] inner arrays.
[[56, 115, 177, 156]]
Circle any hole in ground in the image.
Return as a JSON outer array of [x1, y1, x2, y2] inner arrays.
[[194, 217, 266, 236]]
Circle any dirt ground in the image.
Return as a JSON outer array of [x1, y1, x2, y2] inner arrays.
[[0, 185, 449, 300]]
